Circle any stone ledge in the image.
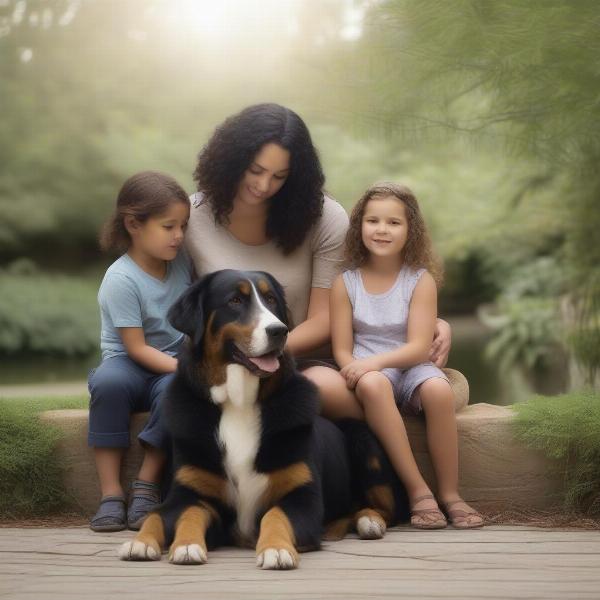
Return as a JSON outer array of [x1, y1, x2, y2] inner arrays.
[[40, 403, 564, 516]]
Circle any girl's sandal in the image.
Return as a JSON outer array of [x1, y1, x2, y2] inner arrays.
[[127, 479, 161, 531], [441, 499, 485, 529], [90, 495, 127, 532], [410, 494, 448, 530]]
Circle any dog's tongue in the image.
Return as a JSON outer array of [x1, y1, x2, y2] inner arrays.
[[248, 353, 280, 373]]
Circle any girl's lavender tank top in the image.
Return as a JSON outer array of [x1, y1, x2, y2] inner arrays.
[[342, 266, 426, 367]]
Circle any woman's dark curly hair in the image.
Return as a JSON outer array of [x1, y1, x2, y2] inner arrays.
[[193, 103, 325, 255], [345, 182, 444, 287]]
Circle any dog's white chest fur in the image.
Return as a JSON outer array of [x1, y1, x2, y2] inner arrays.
[[211, 364, 268, 540]]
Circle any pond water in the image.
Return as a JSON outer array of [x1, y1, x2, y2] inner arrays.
[[0, 316, 568, 405], [445, 316, 568, 405]]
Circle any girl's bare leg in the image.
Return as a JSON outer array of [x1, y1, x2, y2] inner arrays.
[[354, 373, 433, 499], [419, 378, 483, 527], [303, 366, 364, 420], [305, 367, 444, 525]]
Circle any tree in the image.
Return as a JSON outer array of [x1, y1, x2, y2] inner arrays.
[[327, 0, 600, 383]]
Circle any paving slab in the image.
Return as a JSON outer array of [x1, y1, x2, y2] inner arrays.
[[1, 525, 599, 599]]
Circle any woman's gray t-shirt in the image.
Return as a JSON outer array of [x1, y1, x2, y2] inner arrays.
[[185, 192, 348, 329]]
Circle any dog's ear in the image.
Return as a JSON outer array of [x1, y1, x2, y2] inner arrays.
[[260, 271, 294, 329], [168, 273, 216, 346]]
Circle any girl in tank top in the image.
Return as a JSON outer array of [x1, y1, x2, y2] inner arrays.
[[323, 183, 483, 529]]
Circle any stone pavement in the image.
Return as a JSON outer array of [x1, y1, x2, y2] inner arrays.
[[1, 525, 600, 599], [0, 381, 88, 399]]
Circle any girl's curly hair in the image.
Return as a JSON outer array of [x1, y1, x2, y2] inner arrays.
[[193, 103, 325, 255], [345, 182, 444, 287]]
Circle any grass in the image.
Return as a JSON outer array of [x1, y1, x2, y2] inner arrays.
[[0, 395, 88, 519], [513, 389, 600, 516]]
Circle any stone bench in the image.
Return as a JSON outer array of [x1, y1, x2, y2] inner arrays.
[[40, 403, 564, 516]]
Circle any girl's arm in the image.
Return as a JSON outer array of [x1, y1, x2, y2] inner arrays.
[[119, 327, 178, 374], [285, 287, 330, 356], [330, 275, 355, 368], [372, 271, 437, 370]]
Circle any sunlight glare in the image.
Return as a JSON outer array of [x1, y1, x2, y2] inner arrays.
[[160, 0, 298, 41]]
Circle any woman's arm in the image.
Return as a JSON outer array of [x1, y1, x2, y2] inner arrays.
[[119, 327, 178, 374], [286, 197, 349, 357], [285, 287, 330, 357], [430, 318, 451, 368]]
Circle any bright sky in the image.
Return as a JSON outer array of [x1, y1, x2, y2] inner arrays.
[[146, 0, 369, 42]]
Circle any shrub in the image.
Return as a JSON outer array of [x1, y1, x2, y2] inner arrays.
[[514, 390, 600, 515], [0, 260, 99, 356], [0, 396, 88, 518]]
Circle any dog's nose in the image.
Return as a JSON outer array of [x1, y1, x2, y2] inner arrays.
[[266, 323, 288, 340]]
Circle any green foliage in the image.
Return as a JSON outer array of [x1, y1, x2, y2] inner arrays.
[[325, 0, 600, 376], [569, 270, 600, 384], [514, 391, 600, 514], [0, 0, 350, 263], [478, 256, 567, 374], [481, 297, 564, 373], [0, 260, 99, 356], [571, 329, 600, 381], [1, 0, 598, 388], [0, 395, 88, 518]]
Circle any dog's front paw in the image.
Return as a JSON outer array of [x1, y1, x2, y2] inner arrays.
[[169, 543, 208, 565], [118, 540, 161, 561], [256, 547, 299, 570], [356, 514, 386, 540]]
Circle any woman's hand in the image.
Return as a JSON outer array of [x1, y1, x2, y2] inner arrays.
[[430, 318, 452, 368], [340, 357, 382, 389]]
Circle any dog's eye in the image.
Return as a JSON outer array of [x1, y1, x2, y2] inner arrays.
[[228, 296, 243, 306], [264, 294, 277, 305]]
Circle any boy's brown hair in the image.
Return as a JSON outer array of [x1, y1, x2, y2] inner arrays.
[[100, 171, 189, 253]]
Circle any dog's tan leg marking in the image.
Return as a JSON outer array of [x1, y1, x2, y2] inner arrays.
[[175, 465, 228, 503], [366, 484, 395, 524], [322, 517, 352, 541], [118, 513, 165, 561], [354, 508, 387, 540], [264, 462, 312, 507], [256, 506, 299, 570], [169, 504, 214, 565]]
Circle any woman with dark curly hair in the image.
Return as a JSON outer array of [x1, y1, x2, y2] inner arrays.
[[185, 103, 452, 378]]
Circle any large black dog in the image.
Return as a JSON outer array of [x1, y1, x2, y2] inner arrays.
[[119, 269, 407, 569]]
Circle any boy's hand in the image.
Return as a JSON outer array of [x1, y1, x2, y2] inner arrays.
[[340, 357, 382, 389]]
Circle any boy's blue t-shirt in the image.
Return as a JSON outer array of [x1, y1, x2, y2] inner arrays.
[[98, 251, 193, 361]]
